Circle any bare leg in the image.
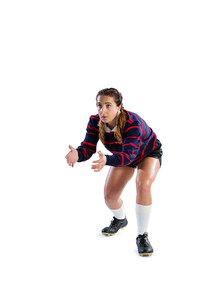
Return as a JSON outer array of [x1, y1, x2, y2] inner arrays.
[[104, 166, 135, 209], [136, 157, 160, 205], [135, 157, 160, 242]]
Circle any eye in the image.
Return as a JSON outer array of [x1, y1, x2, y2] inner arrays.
[[106, 104, 111, 108]]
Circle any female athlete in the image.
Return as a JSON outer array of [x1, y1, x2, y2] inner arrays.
[[65, 88, 163, 256]]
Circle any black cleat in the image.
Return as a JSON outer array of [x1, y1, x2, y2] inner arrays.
[[136, 232, 154, 256], [102, 216, 128, 236]]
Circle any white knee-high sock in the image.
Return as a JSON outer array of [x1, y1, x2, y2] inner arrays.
[[110, 203, 125, 220], [135, 203, 152, 235]]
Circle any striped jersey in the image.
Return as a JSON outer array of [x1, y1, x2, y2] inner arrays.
[[76, 109, 157, 167]]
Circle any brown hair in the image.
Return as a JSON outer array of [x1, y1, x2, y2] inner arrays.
[[96, 88, 127, 144]]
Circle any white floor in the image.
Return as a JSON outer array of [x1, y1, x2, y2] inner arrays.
[[1, 153, 196, 295], [1, 1, 197, 295]]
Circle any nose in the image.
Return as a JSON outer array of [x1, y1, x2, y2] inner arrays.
[[100, 106, 107, 115]]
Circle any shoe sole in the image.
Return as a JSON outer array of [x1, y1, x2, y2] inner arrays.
[[139, 253, 153, 257], [102, 226, 127, 236]]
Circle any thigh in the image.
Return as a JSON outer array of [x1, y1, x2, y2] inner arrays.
[[104, 166, 135, 198], [136, 157, 160, 185]]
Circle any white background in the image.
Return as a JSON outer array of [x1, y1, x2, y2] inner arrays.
[[0, 0, 197, 295]]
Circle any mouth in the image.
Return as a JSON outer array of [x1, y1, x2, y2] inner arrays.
[[101, 116, 108, 120]]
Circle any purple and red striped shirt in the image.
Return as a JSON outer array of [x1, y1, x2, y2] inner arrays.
[[76, 110, 157, 167]]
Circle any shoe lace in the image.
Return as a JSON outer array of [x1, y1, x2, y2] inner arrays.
[[139, 233, 149, 246], [110, 217, 117, 227]]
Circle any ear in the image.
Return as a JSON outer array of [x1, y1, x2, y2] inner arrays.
[[117, 105, 121, 113]]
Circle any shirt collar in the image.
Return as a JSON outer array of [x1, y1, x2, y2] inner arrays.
[[98, 121, 117, 133]]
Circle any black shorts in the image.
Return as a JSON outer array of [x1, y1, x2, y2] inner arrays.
[[128, 139, 163, 168]]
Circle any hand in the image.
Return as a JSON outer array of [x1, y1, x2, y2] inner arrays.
[[91, 151, 107, 172], [65, 145, 79, 168]]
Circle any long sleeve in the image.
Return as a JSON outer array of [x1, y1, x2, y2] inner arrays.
[[104, 109, 157, 167], [105, 121, 142, 167], [75, 110, 157, 167], [76, 116, 99, 162]]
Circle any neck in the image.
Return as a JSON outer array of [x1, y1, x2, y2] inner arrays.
[[107, 112, 120, 130], [107, 118, 117, 130]]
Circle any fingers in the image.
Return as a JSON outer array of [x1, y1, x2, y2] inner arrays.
[[91, 164, 99, 170], [92, 151, 104, 163], [65, 152, 73, 168], [92, 159, 101, 164], [91, 152, 106, 172], [92, 157, 103, 165], [69, 145, 75, 151], [65, 146, 72, 161], [67, 161, 74, 167], [91, 165, 101, 172], [66, 158, 74, 167], [98, 151, 104, 158], [91, 160, 101, 171], [65, 145, 76, 168]]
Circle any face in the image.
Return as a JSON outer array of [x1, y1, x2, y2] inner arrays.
[[96, 95, 121, 127]]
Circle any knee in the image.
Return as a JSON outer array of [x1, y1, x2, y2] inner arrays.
[[104, 186, 120, 207], [104, 187, 113, 203], [136, 177, 152, 194]]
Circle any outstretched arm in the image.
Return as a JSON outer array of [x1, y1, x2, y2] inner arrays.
[[76, 116, 99, 162]]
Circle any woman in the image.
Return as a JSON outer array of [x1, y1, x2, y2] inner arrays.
[[65, 88, 163, 256]]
